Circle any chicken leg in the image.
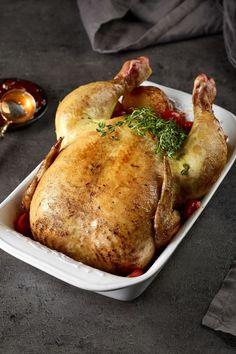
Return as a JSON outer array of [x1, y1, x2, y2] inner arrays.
[[170, 74, 228, 206]]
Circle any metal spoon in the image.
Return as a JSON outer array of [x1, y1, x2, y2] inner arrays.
[[0, 88, 36, 137]]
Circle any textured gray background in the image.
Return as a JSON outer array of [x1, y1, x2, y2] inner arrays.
[[0, 1, 236, 353]]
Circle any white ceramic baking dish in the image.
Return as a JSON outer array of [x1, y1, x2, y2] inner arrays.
[[0, 81, 236, 301]]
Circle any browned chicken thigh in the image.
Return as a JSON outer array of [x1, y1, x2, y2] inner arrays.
[[22, 57, 228, 275]]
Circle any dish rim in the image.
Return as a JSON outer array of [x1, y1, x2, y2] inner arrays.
[[0, 80, 236, 293]]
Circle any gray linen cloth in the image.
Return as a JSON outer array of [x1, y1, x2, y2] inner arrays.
[[77, 0, 236, 68], [202, 259, 236, 337], [224, 0, 236, 68]]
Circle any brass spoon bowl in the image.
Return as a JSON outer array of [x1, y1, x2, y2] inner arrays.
[[0, 88, 36, 137]]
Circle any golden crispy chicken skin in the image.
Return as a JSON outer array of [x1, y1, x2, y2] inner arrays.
[[24, 57, 228, 275], [170, 74, 228, 206], [122, 85, 173, 115]]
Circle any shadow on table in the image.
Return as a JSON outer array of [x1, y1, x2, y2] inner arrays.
[[218, 332, 236, 348]]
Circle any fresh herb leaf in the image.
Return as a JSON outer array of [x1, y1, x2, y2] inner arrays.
[[96, 108, 187, 157], [115, 121, 125, 127], [96, 121, 107, 136], [181, 163, 190, 175]]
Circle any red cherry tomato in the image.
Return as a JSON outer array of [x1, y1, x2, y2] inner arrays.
[[162, 110, 193, 133], [182, 121, 193, 132], [183, 200, 201, 220], [127, 268, 144, 277], [14, 212, 31, 236], [162, 110, 182, 120], [161, 110, 185, 126]]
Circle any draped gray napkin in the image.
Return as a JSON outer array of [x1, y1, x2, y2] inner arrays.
[[77, 0, 236, 68], [223, 0, 236, 68], [202, 259, 236, 337]]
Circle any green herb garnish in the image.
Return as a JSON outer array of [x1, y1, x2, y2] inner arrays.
[[96, 108, 187, 158], [96, 121, 107, 137], [181, 163, 190, 175]]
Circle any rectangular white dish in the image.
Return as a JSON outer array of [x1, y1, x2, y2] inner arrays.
[[0, 80, 236, 301]]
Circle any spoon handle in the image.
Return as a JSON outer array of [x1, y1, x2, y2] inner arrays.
[[0, 120, 12, 137]]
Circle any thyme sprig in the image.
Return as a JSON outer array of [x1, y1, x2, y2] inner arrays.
[[181, 163, 190, 175], [96, 108, 187, 158]]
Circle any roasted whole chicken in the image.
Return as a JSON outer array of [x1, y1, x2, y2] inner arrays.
[[21, 57, 227, 275]]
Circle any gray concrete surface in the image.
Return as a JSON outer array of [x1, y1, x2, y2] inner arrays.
[[0, 1, 236, 353]]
